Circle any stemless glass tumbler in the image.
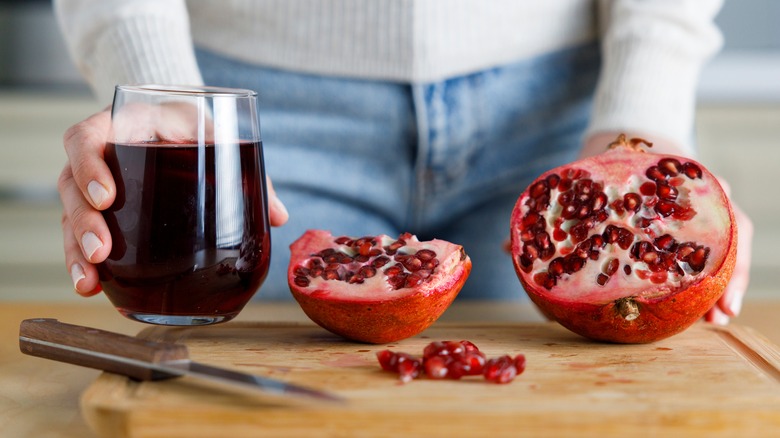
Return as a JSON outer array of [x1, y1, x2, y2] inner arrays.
[[99, 85, 271, 325]]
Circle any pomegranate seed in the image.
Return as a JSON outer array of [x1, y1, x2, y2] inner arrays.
[[591, 193, 607, 211], [376, 350, 397, 372], [563, 254, 585, 274], [518, 254, 533, 273], [384, 265, 404, 276], [484, 356, 518, 384], [687, 246, 709, 272], [398, 359, 422, 383], [514, 355, 527, 375], [401, 256, 423, 272], [656, 182, 678, 200], [371, 256, 391, 268], [534, 272, 556, 289], [623, 193, 642, 212], [546, 173, 561, 189], [682, 162, 702, 179], [639, 181, 657, 196], [461, 340, 480, 353], [605, 258, 619, 276], [655, 200, 677, 217], [650, 271, 668, 284], [324, 270, 341, 281], [530, 180, 548, 198], [415, 249, 437, 261], [658, 158, 681, 176], [548, 258, 564, 277], [559, 178, 573, 191], [424, 355, 449, 379], [645, 166, 666, 181], [294, 276, 310, 287], [424, 341, 465, 358], [334, 236, 353, 245], [388, 273, 408, 290], [672, 206, 697, 220], [596, 273, 609, 286], [405, 272, 424, 288], [358, 266, 377, 278], [553, 227, 567, 241], [654, 234, 676, 251]]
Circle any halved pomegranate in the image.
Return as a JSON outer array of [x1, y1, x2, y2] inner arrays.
[[288, 230, 471, 343], [510, 135, 737, 343]]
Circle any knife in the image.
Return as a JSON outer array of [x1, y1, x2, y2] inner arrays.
[[19, 318, 344, 405]]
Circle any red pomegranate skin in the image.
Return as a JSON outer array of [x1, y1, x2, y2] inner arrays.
[[288, 230, 471, 344], [510, 136, 737, 343]]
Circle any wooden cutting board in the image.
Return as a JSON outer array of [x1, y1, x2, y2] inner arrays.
[[81, 322, 780, 438]]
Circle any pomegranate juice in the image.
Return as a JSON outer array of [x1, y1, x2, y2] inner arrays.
[[99, 141, 270, 324]]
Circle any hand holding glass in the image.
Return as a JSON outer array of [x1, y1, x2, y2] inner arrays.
[[99, 85, 270, 325]]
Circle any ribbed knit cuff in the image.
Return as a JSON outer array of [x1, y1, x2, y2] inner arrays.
[[84, 15, 204, 103], [585, 2, 723, 155]]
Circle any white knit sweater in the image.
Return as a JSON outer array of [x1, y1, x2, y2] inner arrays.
[[54, 0, 723, 152]]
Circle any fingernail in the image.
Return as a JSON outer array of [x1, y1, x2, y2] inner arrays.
[[711, 308, 730, 326], [81, 231, 103, 261], [88, 180, 109, 208], [70, 263, 86, 292], [272, 194, 289, 219], [726, 290, 744, 316]]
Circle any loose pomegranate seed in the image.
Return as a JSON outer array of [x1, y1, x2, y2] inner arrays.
[[424, 355, 449, 379], [398, 358, 422, 383], [484, 355, 518, 384], [514, 354, 527, 375]]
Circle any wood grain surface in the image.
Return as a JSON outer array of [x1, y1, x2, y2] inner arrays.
[[80, 321, 780, 438]]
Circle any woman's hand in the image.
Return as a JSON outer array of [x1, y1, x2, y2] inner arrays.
[[582, 132, 753, 325], [58, 108, 289, 297]]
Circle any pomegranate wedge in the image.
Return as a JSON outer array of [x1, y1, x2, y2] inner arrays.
[[288, 230, 471, 343], [510, 135, 737, 343]]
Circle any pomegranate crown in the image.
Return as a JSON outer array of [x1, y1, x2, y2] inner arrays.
[[608, 134, 653, 153]]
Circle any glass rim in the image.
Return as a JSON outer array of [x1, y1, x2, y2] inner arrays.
[[116, 84, 257, 98]]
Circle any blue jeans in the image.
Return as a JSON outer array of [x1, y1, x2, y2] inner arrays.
[[196, 43, 600, 301]]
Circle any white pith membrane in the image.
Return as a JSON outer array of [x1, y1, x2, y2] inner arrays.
[[514, 152, 732, 303], [290, 231, 465, 299]]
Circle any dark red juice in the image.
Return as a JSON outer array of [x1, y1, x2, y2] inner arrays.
[[99, 141, 270, 324]]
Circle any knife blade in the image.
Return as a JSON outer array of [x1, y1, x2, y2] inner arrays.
[[19, 318, 344, 405]]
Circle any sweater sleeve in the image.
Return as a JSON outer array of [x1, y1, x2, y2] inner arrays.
[[54, 0, 204, 104], [586, 0, 724, 154]]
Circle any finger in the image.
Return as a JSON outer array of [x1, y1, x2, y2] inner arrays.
[[58, 164, 112, 265], [62, 109, 116, 210], [62, 208, 103, 297], [718, 203, 753, 317], [266, 175, 289, 227], [704, 305, 730, 326]]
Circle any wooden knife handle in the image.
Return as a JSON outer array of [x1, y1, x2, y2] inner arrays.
[[19, 318, 190, 381]]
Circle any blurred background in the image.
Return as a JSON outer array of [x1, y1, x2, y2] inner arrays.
[[1, 0, 778, 303]]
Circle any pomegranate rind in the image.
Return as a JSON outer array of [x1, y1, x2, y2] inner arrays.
[[510, 140, 738, 343], [288, 230, 472, 344]]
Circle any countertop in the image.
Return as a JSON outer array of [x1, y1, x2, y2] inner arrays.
[[1, 299, 778, 437]]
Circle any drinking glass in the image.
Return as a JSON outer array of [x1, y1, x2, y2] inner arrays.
[[99, 85, 270, 325]]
